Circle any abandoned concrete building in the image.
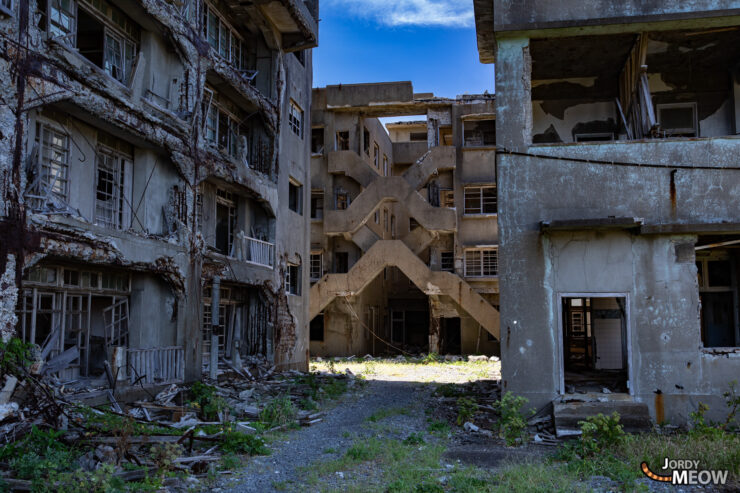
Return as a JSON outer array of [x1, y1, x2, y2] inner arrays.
[[474, 1, 740, 424], [308, 82, 501, 357], [0, 0, 318, 385]]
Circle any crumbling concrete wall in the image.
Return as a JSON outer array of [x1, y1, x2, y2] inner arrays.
[[0, 0, 315, 376]]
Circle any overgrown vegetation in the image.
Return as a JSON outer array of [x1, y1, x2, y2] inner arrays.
[[189, 381, 230, 421], [492, 392, 533, 446], [456, 396, 477, 425], [259, 394, 297, 429], [0, 337, 32, 376]]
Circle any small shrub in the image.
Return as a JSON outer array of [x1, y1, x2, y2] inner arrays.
[[578, 412, 625, 456], [190, 381, 230, 421], [722, 380, 739, 431], [421, 353, 440, 364], [435, 383, 463, 398], [494, 391, 533, 446], [456, 397, 477, 426], [0, 337, 33, 376], [221, 431, 270, 456], [403, 432, 425, 445], [259, 394, 297, 429], [427, 419, 450, 434], [150, 443, 183, 474]]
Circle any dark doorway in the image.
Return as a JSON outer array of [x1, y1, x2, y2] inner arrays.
[[441, 318, 461, 354], [334, 252, 349, 274], [562, 296, 628, 393]]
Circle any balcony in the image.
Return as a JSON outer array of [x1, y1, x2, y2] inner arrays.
[[225, 0, 318, 52], [230, 232, 275, 268]]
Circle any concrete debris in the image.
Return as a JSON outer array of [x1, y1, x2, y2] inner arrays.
[[0, 350, 349, 489], [467, 355, 488, 362]]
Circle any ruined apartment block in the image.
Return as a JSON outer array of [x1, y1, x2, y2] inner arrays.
[[309, 82, 500, 357], [475, 0, 740, 425], [0, 0, 318, 386]]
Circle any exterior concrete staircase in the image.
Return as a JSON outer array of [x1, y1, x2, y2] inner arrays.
[[309, 240, 500, 338], [328, 146, 455, 190], [324, 176, 456, 235]]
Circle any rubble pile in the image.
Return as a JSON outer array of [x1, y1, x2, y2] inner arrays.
[[0, 350, 356, 491]]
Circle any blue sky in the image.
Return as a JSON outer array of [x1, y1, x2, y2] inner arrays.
[[312, 0, 495, 100]]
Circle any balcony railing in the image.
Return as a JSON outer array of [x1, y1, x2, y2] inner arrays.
[[128, 346, 185, 385], [231, 232, 275, 268]]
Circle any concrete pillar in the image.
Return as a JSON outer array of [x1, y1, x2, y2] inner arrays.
[[429, 301, 441, 354], [495, 37, 532, 151], [182, 258, 203, 382]]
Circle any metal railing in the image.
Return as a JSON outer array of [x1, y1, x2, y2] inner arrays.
[[128, 346, 185, 385], [230, 232, 275, 268]]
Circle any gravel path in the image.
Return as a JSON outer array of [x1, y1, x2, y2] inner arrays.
[[219, 379, 431, 493]]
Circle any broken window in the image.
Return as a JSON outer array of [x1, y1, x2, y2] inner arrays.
[[31, 121, 70, 205], [373, 142, 379, 168], [20, 264, 131, 378], [203, 2, 245, 69], [383, 155, 388, 176], [464, 185, 497, 214], [440, 189, 454, 208], [285, 263, 301, 295], [310, 190, 324, 219], [310, 315, 324, 342], [311, 128, 324, 154], [293, 50, 305, 65], [374, 211, 379, 224], [656, 103, 698, 137], [94, 133, 131, 230], [336, 131, 350, 151], [463, 119, 496, 147], [73, 0, 139, 85], [383, 209, 388, 231], [440, 251, 454, 272], [289, 100, 303, 138], [289, 179, 303, 215], [410, 132, 427, 142], [409, 218, 420, 230], [215, 189, 237, 255], [390, 215, 396, 239], [202, 285, 245, 363], [334, 252, 348, 274], [42, 0, 76, 39], [335, 189, 348, 210], [464, 249, 498, 277], [310, 253, 322, 283], [363, 127, 370, 155], [697, 255, 738, 347], [203, 86, 244, 158]]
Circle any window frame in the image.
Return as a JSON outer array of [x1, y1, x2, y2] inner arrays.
[[288, 179, 303, 215], [202, 86, 243, 158], [203, 2, 245, 70], [440, 251, 454, 272], [34, 120, 71, 203], [463, 185, 497, 215], [464, 248, 498, 278], [463, 119, 496, 147], [0, 0, 12, 16], [94, 140, 130, 230], [656, 102, 698, 137], [285, 262, 301, 295], [310, 189, 324, 220], [309, 253, 322, 283], [289, 100, 303, 138]]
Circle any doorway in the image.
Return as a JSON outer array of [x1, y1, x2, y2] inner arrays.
[[561, 296, 629, 394], [441, 318, 461, 354]]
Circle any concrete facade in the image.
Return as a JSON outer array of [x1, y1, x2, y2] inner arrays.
[[0, 0, 318, 383], [475, 1, 740, 425], [309, 82, 501, 358]]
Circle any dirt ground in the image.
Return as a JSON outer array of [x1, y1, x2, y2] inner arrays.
[[214, 358, 734, 493]]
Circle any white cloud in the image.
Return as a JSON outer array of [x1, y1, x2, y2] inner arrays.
[[327, 0, 474, 28]]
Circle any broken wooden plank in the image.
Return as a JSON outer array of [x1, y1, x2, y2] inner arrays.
[[42, 347, 79, 375], [0, 376, 18, 404]]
